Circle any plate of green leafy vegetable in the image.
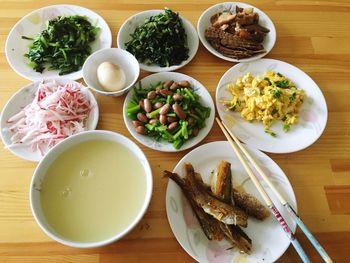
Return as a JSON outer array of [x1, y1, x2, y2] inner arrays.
[[117, 8, 199, 72], [123, 72, 215, 152], [5, 4, 112, 81]]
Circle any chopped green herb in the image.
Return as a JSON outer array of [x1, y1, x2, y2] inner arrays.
[[125, 8, 189, 67], [271, 89, 281, 99], [289, 92, 296, 101], [283, 124, 290, 132], [271, 108, 278, 115], [277, 72, 284, 77], [263, 77, 272, 85], [275, 80, 289, 88], [264, 129, 277, 137]]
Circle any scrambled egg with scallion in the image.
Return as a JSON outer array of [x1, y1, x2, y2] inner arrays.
[[223, 71, 305, 136]]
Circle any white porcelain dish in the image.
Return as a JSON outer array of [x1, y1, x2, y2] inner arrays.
[[197, 2, 276, 62], [216, 58, 328, 153], [30, 130, 153, 248], [166, 141, 297, 263], [5, 4, 112, 81], [83, 48, 140, 97], [123, 72, 215, 152], [117, 10, 199, 72], [0, 79, 99, 162]]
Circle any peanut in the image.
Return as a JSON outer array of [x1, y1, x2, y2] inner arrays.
[[149, 118, 158, 124], [167, 116, 178, 123], [159, 89, 173, 97], [172, 103, 186, 120], [143, 98, 152, 113], [169, 82, 179, 91], [154, 102, 164, 109], [159, 114, 167, 125], [160, 103, 171, 115], [135, 126, 146, 135], [192, 127, 199, 137], [137, 112, 148, 123], [173, 94, 183, 101], [163, 80, 174, 89], [167, 122, 178, 131], [147, 90, 156, 99], [132, 120, 144, 128], [178, 80, 190, 87]]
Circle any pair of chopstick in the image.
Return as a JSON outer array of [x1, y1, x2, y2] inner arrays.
[[215, 117, 332, 263]]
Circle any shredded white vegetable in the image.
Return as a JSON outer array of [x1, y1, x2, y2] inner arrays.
[[5, 80, 93, 155]]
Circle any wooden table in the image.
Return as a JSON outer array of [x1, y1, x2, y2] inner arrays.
[[0, 0, 349, 262]]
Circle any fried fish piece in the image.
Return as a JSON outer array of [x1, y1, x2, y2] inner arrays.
[[164, 170, 225, 241], [219, 223, 252, 253], [232, 188, 270, 220], [185, 163, 248, 227], [210, 160, 233, 204]]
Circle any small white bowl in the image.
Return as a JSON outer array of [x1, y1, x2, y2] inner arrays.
[[82, 48, 140, 96], [117, 10, 199, 72], [197, 2, 276, 62], [30, 130, 153, 248], [0, 79, 99, 162]]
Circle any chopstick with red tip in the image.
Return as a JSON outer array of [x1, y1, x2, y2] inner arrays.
[[216, 117, 316, 263]]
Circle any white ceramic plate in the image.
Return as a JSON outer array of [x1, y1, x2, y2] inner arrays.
[[123, 72, 215, 152], [0, 79, 99, 162], [166, 141, 297, 263], [216, 58, 328, 153], [117, 10, 199, 72], [197, 2, 276, 62], [5, 4, 112, 81]]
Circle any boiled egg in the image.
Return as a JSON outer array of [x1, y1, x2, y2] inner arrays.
[[97, 62, 126, 92]]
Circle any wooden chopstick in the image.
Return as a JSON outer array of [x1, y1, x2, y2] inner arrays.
[[219, 120, 333, 263], [216, 117, 333, 263], [215, 117, 311, 263]]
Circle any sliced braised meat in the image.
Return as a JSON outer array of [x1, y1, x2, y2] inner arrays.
[[205, 27, 264, 51]]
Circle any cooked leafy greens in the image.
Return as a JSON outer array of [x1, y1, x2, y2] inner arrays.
[[125, 8, 189, 67], [22, 15, 99, 75]]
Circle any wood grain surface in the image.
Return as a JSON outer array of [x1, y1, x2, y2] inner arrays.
[[1, 0, 350, 262]]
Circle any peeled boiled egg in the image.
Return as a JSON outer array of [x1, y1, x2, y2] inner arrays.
[[97, 62, 126, 92]]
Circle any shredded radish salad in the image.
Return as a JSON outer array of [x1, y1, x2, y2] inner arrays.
[[6, 80, 94, 155]]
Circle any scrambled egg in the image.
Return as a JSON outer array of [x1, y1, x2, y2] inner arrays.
[[224, 71, 305, 135]]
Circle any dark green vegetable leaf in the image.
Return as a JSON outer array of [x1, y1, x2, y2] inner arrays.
[[23, 15, 99, 75], [125, 8, 189, 67]]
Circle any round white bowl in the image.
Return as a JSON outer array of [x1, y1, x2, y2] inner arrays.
[[0, 79, 99, 162], [117, 10, 199, 72], [29, 130, 153, 248], [197, 2, 276, 63], [5, 4, 112, 81], [82, 48, 140, 96]]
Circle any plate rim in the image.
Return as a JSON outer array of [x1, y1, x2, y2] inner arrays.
[[5, 4, 112, 81], [165, 140, 297, 263], [0, 79, 99, 162], [197, 1, 277, 63], [215, 58, 328, 153], [122, 71, 215, 152], [116, 9, 199, 72]]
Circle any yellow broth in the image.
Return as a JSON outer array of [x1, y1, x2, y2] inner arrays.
[[40, 140, 147, 242]]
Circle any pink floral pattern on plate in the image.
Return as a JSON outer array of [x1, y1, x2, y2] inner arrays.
[[206, 241, 234, 263]]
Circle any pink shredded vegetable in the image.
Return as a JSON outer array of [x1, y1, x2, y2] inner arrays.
[[6, 80, 93, 155]]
